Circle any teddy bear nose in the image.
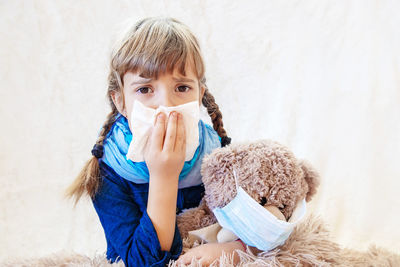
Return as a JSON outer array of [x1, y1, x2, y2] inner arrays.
[[260, 197, 267, 206]]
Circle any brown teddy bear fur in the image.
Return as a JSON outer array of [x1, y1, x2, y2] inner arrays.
[[170, 215, 400, 267], [3, 215, 399, 266], [177, 139, 320, 240]]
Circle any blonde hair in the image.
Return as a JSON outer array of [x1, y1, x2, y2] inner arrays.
[[65, 17, 230, 206]]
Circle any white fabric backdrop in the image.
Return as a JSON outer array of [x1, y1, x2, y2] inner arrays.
[[1, 0, 399, 261]]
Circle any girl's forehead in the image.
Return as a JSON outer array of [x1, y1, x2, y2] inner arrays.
[[125, 63, 199, 81]]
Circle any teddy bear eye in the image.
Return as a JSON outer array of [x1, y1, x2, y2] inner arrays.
[[259, 197, 267, 206]]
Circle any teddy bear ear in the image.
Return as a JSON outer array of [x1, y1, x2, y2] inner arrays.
[[299, 160, 321, 202]]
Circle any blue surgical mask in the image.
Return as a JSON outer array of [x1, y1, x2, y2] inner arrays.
[[212, 170, 307, 251]]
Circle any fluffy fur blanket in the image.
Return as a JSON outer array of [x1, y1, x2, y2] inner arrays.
[[2, 215, 399, 267]]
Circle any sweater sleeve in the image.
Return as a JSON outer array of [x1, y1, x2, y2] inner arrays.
[[92, 169, 182, 267]]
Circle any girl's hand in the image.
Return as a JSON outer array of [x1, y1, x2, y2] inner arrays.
[[176, 241, 244, 266], [144, 111, 186, 179]]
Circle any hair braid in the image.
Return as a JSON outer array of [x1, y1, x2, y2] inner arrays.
[[96, 105, 119, 146], [202, 87, 231, 147]]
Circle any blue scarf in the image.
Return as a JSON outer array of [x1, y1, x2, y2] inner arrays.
[[100, 114, 221, 188]]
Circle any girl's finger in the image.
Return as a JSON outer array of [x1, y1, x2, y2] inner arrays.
[[163, 111, 178, 151], [150, 112, 166, 151], [175, 113, 186, 152]]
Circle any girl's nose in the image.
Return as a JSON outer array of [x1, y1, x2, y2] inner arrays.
[[158, 91, 174, 107]]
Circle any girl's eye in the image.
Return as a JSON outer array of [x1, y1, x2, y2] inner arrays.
[[137, 87, 153, 94], [176, 85, 191, 93]]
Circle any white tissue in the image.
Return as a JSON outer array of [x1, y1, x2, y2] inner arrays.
[[126, 100, 200, 162]]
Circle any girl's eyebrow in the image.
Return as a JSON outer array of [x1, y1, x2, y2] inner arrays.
[[172, 77, 195, 83], [130, 77, 195, 86], [130, 78, 152, 86]]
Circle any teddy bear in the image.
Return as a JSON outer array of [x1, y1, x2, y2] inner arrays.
[[176, 139, 320, 249], [173, 140, 400, 267]]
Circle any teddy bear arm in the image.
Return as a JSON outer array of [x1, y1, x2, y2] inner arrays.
[[177, 201, 217, 239]]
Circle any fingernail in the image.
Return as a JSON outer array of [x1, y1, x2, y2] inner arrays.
[[158, 113, 164, 120]]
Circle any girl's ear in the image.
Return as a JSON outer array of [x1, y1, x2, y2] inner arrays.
[[111, 91, 126, 116], [199, 86, 205, 104]]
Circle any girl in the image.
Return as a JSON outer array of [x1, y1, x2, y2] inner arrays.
[[65, 17, 246, 266]]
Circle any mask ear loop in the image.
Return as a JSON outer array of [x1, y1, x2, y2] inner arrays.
[[232, 168, 239, 193]]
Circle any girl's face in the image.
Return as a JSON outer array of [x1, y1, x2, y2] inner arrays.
[[112, 64, 205, 128]]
